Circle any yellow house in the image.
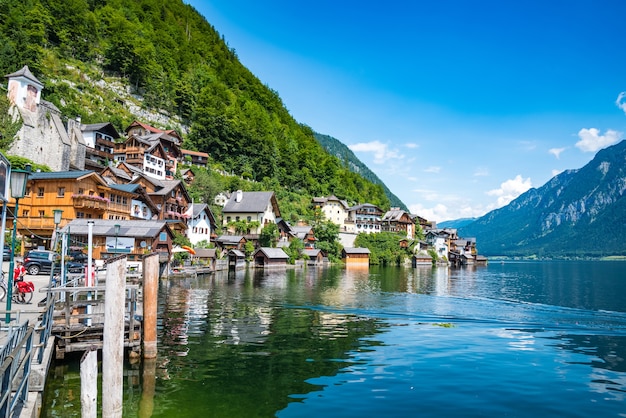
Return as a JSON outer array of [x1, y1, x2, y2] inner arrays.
[[15, 170, 134, 251]]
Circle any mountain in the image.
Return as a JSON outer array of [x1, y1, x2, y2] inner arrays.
[[314, 132, 408, 211], [459, 140, 626, 258], [0, 0, 393, 220], [438, 218, 477, 229]]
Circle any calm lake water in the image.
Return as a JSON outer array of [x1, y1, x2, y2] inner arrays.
[[42, 260, 626, 417]]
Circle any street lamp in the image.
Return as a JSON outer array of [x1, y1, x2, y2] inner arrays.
[[114, 224, 120, 253], [6, 164, 31, 323], [51, 209, 63, 250]]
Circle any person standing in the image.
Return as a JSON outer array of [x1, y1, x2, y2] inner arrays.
[[13, 261, 27, 302]]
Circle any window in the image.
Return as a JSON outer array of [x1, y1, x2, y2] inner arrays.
[[39, 210, 45, 217], [78, 188, 84, 195], [226, 216, 231, 222], [77, 212, 85, 219], [25, 187, 31, 196], [22, 210, 29, 217], [37, 187, 44, 197], [57, 187, 65, 197], [247, 216, 251, 222], [159, 232, 167, 241]]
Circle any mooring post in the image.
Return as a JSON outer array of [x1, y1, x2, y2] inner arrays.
[[80, 347, 98, 418], [143, 253, 159, 359], [138, 357, 156, 418], [102, 256, 126, 418]]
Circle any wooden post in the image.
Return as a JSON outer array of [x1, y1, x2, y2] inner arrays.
[[102, 256, 126, 418], [143, 253, 159, 359], [80, 347, 98, 418], [138, 357, 156, 418]]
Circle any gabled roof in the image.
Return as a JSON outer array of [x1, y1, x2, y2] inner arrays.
[[81, 122, 120, 139], [60, 219, 170, 238], [195, 248, 216, 258], [303, 248, 322, 258], [101, 165, 133, 183], [253, 247, 289, 260], [29, 170, 108, 187], [188, 203, 218, 229], [109, 183, 141, 193], [216, 235, 246, 245], [181, 149, 209, 157], [342, 247, 371, 254], [125, 120, 182, 143], [223, 191, 280, 216], [5, 65, 43, 87], [382, 209, 413, 222]]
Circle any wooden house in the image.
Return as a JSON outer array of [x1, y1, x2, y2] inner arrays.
[[252, 247, 289, 267], [180, 149, 210, 168], [130, 174, 191, 233], [412, 253, 432, 267], [342, 247, 371, 267], [227, 249, 246, 270], [289, 225, 317, 248], [60, 219, 174, 263], [215, 235, 247, 253], [124, 121, 182, 179], [194, 248, 217, 271], [17, 171, 133, 250], [302, 248, 324, 265], [82, 122, 120, 170], [381, 208, 416, 240], [114, 135, 169, 180]]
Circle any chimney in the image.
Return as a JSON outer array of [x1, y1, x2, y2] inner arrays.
[[235, 190, 243, 203]]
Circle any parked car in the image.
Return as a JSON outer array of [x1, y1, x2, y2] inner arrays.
[[3, 246, 11, 261], [23, 250, 60, 275], [68, 250, 89, 263]]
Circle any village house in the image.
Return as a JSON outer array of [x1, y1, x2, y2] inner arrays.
[[17, 170, 134, 250], [214, 235, 247, 253], [312, 195, 353, 232], [180, 149, 210, 168], [302, 248, 324, 265], [349, 203, 383, 235], [185, 202, 218, 245], [381, 208, 416, 240], [222, 190, 281, 235], [124, 121, 182, 179], [81, 122, 120, 170]]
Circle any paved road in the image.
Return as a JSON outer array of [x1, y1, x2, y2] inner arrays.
[[1, 260, 57, 326]]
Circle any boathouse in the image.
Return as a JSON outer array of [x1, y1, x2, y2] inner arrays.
[[342, 247, 370, 267], [252, 247, 289, 267], [412, 252, 432, 267], [228, 249, 246, 270], [302, 248, 324, 265]]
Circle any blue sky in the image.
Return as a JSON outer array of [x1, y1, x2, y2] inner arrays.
[[188, 0, 626, 222]]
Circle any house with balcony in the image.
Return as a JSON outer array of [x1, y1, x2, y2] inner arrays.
[[181, 149, 210, 168], [124, 121, 182, 179], [222, 190, 281, 235], [348, 203, 383, 235], [381, 208, 416, 240], [108, 183, 159, 221], [114, 135, 168, 181], [130, 174, 191, 234], [82, 122, 120, 169], [16, 170, 134, 250]]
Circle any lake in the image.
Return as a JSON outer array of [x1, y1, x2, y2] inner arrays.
[[42, 260, 626, 417]]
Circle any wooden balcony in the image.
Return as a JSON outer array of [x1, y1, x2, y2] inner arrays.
[[72, 195, 109, 210]]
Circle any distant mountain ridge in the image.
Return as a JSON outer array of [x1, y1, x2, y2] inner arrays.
[[437, 218, 477, 229], [459, 140, 626, 257], [314, 132, 408, 211]]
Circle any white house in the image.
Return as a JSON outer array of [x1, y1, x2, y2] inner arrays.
[[186, 203, 217, 245], [222, 190, 281, 234], [312, 195, 352, 231], [348, 203, 383, 235]]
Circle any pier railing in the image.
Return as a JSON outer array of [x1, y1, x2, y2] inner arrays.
[[0, 322, 34, 418]]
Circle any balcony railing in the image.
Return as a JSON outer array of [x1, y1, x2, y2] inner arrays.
[[72, 194, 109, 210]]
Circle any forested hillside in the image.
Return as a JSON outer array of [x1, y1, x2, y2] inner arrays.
[[0, 0, 392, 221]]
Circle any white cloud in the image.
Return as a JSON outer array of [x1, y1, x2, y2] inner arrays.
[[548, 147, 565, 159], [348, 140, 402, 164], [473, 167, 489, 177], [405, 143, 418, 149], [575, 128, 621, 152], [615, 92, 626, 114], [423, 166, 441, 173], [486, 175, 532, 208]]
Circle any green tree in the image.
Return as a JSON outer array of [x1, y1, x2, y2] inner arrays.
[[0, 94, 22, 150], [259, 223, 279, 248], [354, 232, 410, 266], [312, 219, 342, 262], [285, 238, 304, 264]]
